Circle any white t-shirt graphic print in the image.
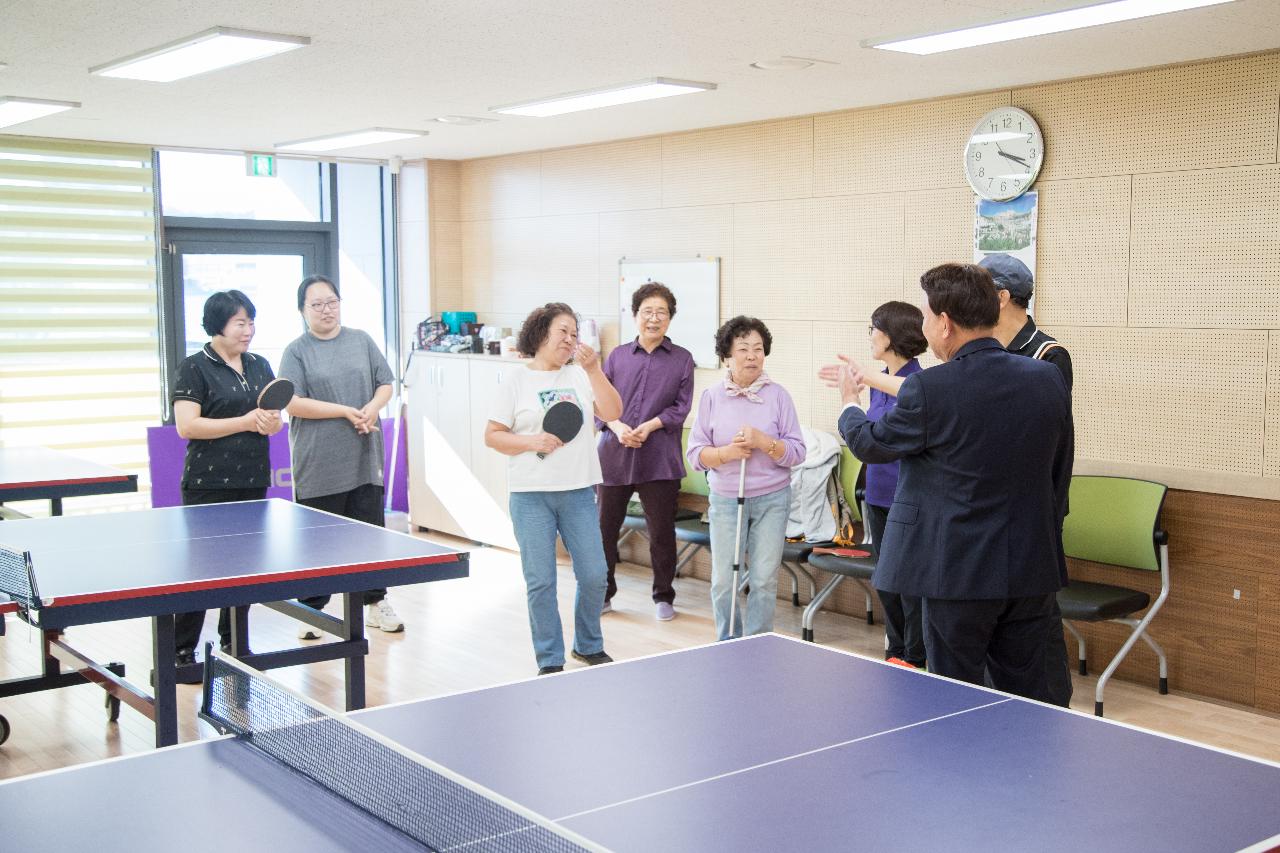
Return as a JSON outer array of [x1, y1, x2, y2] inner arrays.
[[489, 363, 601, 492]]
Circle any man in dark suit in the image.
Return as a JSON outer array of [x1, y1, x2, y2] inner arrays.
[[831, 262, 1073, 701]]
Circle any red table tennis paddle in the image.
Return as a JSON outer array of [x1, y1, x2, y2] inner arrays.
[[810, 546, 873, 558], [538, 400, 583, 459]]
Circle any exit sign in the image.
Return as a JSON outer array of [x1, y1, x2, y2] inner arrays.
[[245, 153, 276, 177]]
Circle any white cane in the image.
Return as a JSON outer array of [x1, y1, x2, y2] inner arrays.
[[728, 455, 747, 638]]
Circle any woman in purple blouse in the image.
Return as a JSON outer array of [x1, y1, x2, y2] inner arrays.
[[687, 317, 805, 641], [862, 301, 928, 668], [596, 283, 695, 621]]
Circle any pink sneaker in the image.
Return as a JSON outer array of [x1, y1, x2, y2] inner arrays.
[[656, 602, 675, 621]]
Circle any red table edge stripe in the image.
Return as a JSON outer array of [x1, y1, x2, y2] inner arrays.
[[0, 475, 136, 490], [39, 552, 465, 608]]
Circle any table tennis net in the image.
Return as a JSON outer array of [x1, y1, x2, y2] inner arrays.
[[0, 545, 35, 610], [202, 653, 598, 853]]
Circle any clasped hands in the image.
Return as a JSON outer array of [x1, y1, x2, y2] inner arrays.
[[250, 408, 284, 436], [609, 418, 657, 448], [342, 403, 382, 435]]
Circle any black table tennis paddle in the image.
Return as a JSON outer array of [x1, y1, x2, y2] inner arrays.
[[256, 378, 295, 411], [538, 400, 583, 459]]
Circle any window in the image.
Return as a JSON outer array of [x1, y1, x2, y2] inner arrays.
[[0, 135, 158, 513]]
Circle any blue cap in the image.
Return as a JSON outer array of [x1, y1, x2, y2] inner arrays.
[[978, 253, 1033, 300]]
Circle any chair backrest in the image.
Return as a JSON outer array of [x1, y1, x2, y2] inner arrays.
[[1061, 475, 1167, 571], [839, 447, 863, 524], [679, 428, 710, 497]]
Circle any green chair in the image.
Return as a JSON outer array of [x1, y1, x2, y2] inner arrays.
[[800, 447, 877, 641], [1058, 475, 1170, 717]]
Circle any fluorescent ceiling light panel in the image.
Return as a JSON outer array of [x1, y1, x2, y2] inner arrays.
[[491, 78, 716, 117], [90, 27, 309, 82], [867, 0, 1237, 55], [0, 96, 80, 129], [275, 128, 428, 152]]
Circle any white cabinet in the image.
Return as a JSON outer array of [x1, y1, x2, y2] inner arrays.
[[406, 352, 516, 548]]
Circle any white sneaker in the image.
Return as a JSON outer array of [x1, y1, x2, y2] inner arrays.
[[297, 625, 322, 640], [366, 600, 404, 633]]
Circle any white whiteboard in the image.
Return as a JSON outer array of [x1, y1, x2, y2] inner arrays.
[[618, 257, 720, 369]]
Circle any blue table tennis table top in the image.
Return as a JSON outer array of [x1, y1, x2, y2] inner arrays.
[[2, 634, 1278, 852]]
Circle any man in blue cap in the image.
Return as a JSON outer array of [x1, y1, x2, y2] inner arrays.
[[979, 252, 1074, 708]]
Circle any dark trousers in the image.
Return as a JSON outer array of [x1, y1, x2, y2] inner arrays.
[[298, 483, 387, 610], [1044, 599, 1074, 707], [865, 503, 926, 667], [923, 593, 1056, 703], [597, 480, 680, 604], [175, 486, 267, 653]]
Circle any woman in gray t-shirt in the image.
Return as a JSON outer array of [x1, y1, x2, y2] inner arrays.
[[279, 274, 403, 635]]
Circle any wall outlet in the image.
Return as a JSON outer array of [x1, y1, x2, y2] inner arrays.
[[1233, 589, 1241, 600]]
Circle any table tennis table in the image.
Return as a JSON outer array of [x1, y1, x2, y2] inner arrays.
[[0, 498, 467, 747], [0, 446, 138, 517], [2, 634, 1277, 852]]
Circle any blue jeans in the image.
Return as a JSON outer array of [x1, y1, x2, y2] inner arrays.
[[509, 487, 608, 669], [708, 486, 791, 641]]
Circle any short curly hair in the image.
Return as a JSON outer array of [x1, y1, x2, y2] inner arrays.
[[870, 300, 927, 359], [517, 302, 578, 358], [714, 316, 772, 361], [630, 282, 676, 317]]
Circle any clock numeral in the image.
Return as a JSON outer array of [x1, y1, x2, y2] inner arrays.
[[977, 167, 985, 178], [973, 150, 982, 161], [1000, 181, 1007, 193], [1029, 148, 1037, 160], [1003, 117, 1012, 128], [990, 123, 997, 133], [1013, 179, 1021, 188], [1026, 132, 1034, 144]]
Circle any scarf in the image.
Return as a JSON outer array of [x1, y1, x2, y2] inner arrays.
[[724, 369, 771, 403]]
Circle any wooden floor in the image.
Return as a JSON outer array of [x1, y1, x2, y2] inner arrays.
[[4, 519, 1280, 780]]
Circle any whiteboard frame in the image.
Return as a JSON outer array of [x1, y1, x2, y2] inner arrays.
[[618, 256, 720, 369]]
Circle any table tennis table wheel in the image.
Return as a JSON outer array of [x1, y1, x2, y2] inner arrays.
[[106, 693, 121, 723], [0, 714, 10, 745]]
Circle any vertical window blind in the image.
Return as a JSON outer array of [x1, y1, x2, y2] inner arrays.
[[0, 135, 158, 514]]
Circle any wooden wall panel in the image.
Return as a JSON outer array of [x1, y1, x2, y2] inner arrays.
[[1063, 327, 1267, 476], [542, 138, 662, 216], [430, 219, 463, 313], [661, 117, 813, 207], [459, 153, 541, 221], [814, 91, 1008, 197], [903, 187, 971, 298], [1034, 176, 1131, 328], [1258, 579, 1280, 713], [1131, 165, 1280, 328], [427, 159, 461, 222], [1016, 52, 1280, 182]]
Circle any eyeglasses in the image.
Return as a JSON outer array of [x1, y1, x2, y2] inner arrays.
[[638, 309, 670, 320], [307, 299, 341, 313], [867, 324, 877, 336]]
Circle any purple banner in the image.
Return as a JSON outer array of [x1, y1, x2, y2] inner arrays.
[[146, 416, 409, 512]]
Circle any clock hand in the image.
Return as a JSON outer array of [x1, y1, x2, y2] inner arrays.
[[996, 149, 1030, 167]]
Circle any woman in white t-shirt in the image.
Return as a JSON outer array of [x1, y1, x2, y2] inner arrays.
[[485, 303, 623, 675]]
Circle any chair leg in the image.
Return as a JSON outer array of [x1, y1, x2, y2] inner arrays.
[[1064, 620, 1087, 675], [855, 579, 875, 625], [673, 542, 701, 578], [617, 529, 635, 548], [1132, 620, 1169, 694], [779, 562, 800, 606], [1095, 615, 1164, 717], [801, 574, 845, 642]]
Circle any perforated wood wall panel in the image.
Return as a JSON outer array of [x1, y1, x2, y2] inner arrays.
[[1065, 326, 1266, 475], [1266, 333, 1280, 479], [430, 219, 463, 313], [598, 205, 734, 322], [752, 319, 814, 428], [733, 195, 904, 324], [661, 117, 812, 208], [428, 159, 461, 222], [814, 91, 1008, 197], [903, 187, 972, 299], [810, 321, 876, 436], [1032, 176, 1131, 327], [1131, 165, 1280, 328], [542, 138, 662, 216], [1016, 53, 1279, 182], [459, 153, 541, 221]]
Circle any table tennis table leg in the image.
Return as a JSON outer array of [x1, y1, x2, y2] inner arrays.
[[342, 592, 365, 711], [151, 614, 179, 747], [228, 606, 249, 656], [50, 498, 63, 516]]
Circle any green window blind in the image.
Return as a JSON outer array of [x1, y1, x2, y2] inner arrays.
[[0, 135, 158, 514]]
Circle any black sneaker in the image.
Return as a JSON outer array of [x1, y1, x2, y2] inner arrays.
[[537, 665, 564, 676], [175, 648, 202, 685], [219, 641, 252, 656], [570, 649, 613, 666]]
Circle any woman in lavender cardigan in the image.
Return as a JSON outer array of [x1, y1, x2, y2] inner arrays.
[[687, 317, 805, 641]]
